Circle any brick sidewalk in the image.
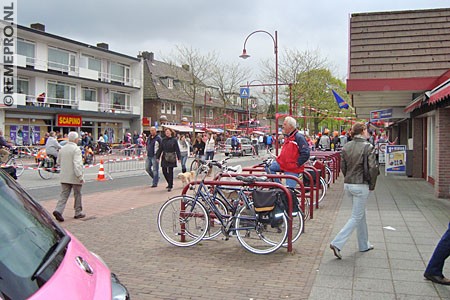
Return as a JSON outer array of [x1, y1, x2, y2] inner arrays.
[[39, 178, 345, 299]]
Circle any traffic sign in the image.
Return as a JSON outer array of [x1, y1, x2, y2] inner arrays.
[[240, 87, 250, 99]]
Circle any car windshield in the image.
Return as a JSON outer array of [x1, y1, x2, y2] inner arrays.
[[0, 171, 66, 299]]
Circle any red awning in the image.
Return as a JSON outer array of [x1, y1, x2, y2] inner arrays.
[[404, 95, 426, 113], [429, 84, 450, 104]]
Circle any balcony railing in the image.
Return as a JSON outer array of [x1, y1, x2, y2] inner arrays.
[[16, 55, 141, 88], [19, 93, 139, 114]]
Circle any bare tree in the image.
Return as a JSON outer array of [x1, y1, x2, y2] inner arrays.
[[164, 45, 218, 135], [209, 62, 249, 131]]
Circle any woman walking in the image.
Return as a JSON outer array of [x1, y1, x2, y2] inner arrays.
[[156, 128, 181, 192], [330, 122, 379, 259], [192, 135, 205, 160], [178, 134, 190, 173], [204, 132, 215, 160]]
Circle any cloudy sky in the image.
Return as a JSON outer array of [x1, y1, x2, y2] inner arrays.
[[18, 0, 447, 79]]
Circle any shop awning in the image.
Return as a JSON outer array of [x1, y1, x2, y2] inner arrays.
[[404, 95, 427, 113], [208, 128, 224, 134], [429, 80, 450, 104], [162, 125, 204, 133]]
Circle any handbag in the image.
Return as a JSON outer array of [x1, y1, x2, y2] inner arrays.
[[164, 152, 177, 163], [363, 143, 371, 183]]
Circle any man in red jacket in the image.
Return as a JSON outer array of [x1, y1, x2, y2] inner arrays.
[[265, 116, 310, 188]]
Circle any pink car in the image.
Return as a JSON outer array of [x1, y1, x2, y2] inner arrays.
[[0, 169, 129, 299]]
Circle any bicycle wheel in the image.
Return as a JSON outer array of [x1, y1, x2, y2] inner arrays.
[[292, 188, 310, 220], [38, 160, 54, 180], [186, 196, 228, 240], [317, 177, 327, 205], [8, 157, 24, 177], [190, 159, 200, 172], [281, 210, 304, 247], [325, 166, 333, 186], [235, 203, 288, 254], [157, 196, 209, 247]]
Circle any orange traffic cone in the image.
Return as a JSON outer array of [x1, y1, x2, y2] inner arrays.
[[96, 159, 107, 181]]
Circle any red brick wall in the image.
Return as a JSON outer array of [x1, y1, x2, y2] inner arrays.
[[412, 118, 424, 178], [436, 107, 450, 198]]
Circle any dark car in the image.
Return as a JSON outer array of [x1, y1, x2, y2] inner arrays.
[[0, 168, 129, 300]]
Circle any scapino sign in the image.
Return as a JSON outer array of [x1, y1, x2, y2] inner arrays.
[[57, 114, 82, 127]]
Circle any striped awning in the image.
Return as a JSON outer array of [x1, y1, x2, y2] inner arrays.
[[404, 95, 426, 113], [429, 80, 450, 104]]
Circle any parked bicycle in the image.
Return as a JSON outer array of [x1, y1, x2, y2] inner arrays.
[[4, 147, 24, 177], [158, 159, 293, 254]]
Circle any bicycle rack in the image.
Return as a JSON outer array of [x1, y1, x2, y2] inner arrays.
[[181, 180, 296, 253], [239, 166, 319, 218]]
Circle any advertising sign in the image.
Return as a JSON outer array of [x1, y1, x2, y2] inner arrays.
[[370, 109, 393, 122], [57, 114, 82, 127], [385, 145, 407, 175], [378, 142, 387, 164]]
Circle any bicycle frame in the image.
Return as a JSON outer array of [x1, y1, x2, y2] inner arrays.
[[189, 180, 256, 235]]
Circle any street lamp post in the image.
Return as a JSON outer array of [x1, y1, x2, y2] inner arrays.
[[240, 30, 279, 155]]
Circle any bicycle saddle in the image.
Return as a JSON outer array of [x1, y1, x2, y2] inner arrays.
[[235, 175, 268, 183], [226, 166, 240, 173]]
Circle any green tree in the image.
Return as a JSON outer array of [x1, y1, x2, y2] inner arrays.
[[294, 68, 351, 134]]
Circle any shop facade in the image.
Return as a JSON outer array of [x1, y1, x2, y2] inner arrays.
[[347, 8, 450, 198]]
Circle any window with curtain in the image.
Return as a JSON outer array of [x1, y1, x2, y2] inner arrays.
[[182, 106, 192, 117], [16, 78, 29, 94], [110, 63, 125, 83], [47, 81, 76, 105], [48, 48, 75, 72], [17, 39, 35, 65], [111, 91, 129, 110], [82, 87, 97, 102], [87, 57, 101, 72]]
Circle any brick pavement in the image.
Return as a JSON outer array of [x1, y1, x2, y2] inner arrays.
[[39, 176, 344, 299], [37, 168, 450, 299]]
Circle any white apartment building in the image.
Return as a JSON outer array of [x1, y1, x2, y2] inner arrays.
[[1, 23, 143, 145]]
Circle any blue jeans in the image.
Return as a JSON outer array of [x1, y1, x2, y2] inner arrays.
[[205, 151, 214, 161], [331, 184, 371, 251], [146, 156, 159, 186], [265, 160, 299, 188], [425, 222, 450, 277], [181, 154, 188, 173]]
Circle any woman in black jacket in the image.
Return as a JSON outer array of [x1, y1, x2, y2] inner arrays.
[[156, 128, 181, 192]]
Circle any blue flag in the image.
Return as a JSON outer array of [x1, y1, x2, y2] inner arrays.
[[332, 90, 349, 109]]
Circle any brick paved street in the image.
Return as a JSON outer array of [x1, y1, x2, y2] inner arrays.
[[37, 169, 450, 300], [39, 177, 344, 300]]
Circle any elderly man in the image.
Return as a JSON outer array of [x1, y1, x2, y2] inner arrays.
[[265, 116, 310, 188], [52, 131, 85, 222]]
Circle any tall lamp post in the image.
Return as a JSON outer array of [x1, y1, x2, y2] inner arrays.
[[240, 30, 279, 155]]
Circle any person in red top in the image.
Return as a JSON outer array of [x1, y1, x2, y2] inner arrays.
[[265, 116, 310, 188]]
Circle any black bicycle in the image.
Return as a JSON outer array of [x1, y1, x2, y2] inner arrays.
[[157, 160, 289, 254], [4, 147, 24, 177]]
